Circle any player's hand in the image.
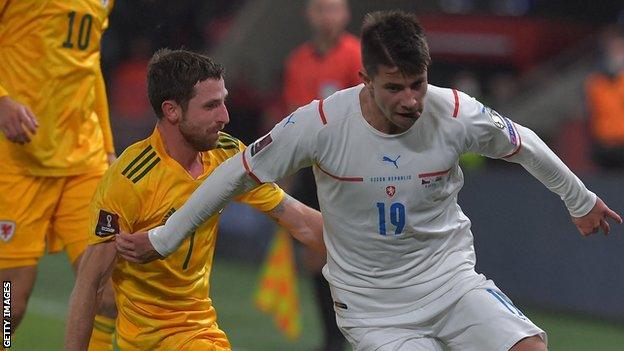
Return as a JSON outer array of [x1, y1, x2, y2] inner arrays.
[[0, 95, 38, 144], [572, 197, 622, 236], [107, 152, 117, 165], [115, 231, 164, 263]]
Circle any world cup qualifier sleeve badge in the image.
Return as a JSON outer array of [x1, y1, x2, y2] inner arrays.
[[95, 210, 120, 237]]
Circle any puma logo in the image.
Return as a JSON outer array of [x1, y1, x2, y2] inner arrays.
[[382, 155, 400, 169], [283, 114, 295, 127]]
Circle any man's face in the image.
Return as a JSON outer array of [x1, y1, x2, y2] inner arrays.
[[605, 36, 624, 75], [179, 78, 229, 151], [306, 0, 349, 39], [363, 65, 428, 134]]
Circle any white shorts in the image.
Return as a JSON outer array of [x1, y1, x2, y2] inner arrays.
[[337, 280, 547, 351]]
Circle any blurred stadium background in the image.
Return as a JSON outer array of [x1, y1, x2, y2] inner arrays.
[[14, 0, 624, 349]]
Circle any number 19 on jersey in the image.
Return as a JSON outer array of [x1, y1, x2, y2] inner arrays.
[[376, 202, 405, 236]]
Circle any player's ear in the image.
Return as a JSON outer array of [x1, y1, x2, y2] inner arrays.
[[359, 69, 372, 89], [161, 100, 181, 124]]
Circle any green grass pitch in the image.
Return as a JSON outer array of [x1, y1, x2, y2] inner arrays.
[[9, 254, 624, 350]]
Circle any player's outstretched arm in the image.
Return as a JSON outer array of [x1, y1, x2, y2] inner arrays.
[[502, 124, 622, 235], [266, 194, 325, 255], [116, 103, 318, 262], [116, 152, 258, 263], [504, 125, 594, 215], [0, 95, 38, 144], [572, 197, 623, 236], [66, 242, 116, 351]]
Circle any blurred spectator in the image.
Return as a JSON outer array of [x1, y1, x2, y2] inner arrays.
[[110, 37, 152, 120], [109, 36, 153, 152], [223, 76, 266, 144], [439, 0, 476, 14], [281, 0, 360, 350], [585, 28, 624, 170], [452, 70, 482, 100], [103, 0, 249, 151], [283, 0, 361, 111], [487, 72, 518, 110]]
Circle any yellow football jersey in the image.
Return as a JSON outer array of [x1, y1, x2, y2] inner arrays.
[[0, 0, 115, 176], [89, 128, 284, 350]]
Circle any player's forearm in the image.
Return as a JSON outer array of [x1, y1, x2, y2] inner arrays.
[[94, 70, 115, 154], [66, 282, 100, 350], [149, 153, 257, 256], [268, 194, 326, 254], [293, 204, 325, 254], [507, 125, 596, 217], [65, 243, 116, 350]]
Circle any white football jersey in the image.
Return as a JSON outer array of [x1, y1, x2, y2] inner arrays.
[[242, 84, 581, 319]]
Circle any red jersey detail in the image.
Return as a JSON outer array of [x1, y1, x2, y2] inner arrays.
[[418, 168, 452, 178], [316, 164, 363, 182], [318, 99, 328, 125], [452, 89, 460, 118], [242, 151, 262, 184], [503, 123, 523, 158]]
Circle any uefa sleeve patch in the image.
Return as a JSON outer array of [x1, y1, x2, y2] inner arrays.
[[95, 210, 120, 237], [502, 116, 518, 147], [485, 107, 506, 130], [484, 106, 518, 148], [250, 133, 273, 157]]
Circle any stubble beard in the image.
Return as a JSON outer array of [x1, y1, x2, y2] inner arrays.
[[179, 119, 218, 152]]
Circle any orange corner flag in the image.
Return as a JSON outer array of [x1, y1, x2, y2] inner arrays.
[[254, 228, 301, 340]]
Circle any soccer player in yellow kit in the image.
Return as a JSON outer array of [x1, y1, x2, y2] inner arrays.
[[65, 49, 324, 350], [0, 1, 117, 349]]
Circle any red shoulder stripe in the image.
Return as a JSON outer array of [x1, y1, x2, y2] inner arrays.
[[318, 99, 328, 125], [452, 89, 460, 118], [242, 151, 262, 184]]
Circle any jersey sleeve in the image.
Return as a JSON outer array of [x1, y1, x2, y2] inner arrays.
[[457, 91, 521, 159], [103, 0, 114, 30], [0, 1, 8, 22], [242, 101, 320, 183], [0, 0, 12, 99], [88, 169, 140, 245], [237, 182, 285, 213], [454, 91, 596, 217], [94, 68, 115, 154], [223, 136, 286, 212]]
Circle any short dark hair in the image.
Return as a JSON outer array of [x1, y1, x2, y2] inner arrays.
[[361, 11, 431, 77], [147, 48, 224, 119]]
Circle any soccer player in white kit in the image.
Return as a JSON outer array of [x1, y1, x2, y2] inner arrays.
[[117, 11, 622, 351]]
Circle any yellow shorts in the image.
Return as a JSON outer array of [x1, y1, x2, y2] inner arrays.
[[116, 321, 231, 351], [0, 172, 104, 269], [178, 335, 231, 351]]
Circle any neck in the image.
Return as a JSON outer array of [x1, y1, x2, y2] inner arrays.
[[156, 123, 202, 174], [359, 88, 392, 134], [312, 32, 340, 55]]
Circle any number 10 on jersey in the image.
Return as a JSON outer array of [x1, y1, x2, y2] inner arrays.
[[376, 202, 405, 235]]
